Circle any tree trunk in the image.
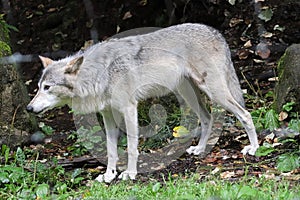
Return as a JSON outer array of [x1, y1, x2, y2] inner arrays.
[[274, 44, 300, 113], [0, 17, 37, 149]]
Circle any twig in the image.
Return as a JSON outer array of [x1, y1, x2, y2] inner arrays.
[[11, 104, 20, 129]]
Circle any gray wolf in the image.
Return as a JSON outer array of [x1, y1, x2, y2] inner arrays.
[[27, 23, 259, 183]]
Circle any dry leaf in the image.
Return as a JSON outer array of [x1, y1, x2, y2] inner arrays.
[[279, 111, 288, 121], [237, 49, 251, 60], [228, 0, 236, 5], [139, 0, 147, 6], [25, 79, 32, 85], [265, 132, 275, 142], [262, 32, 273, 38], [122, 11, 132, 20], [243, 40, 252, 48], [253, 59, 264, 63], [236, 169, 245, 176], [48, 8, 57, 12], [229, 18, 243, 27], [220, 171, 235, 179], [211, 167, 221, 175], [268, 77, 278, 81], [203, 157, 217, 163]]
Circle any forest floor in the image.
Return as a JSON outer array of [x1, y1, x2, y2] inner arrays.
[[3, 0, 300, 184]]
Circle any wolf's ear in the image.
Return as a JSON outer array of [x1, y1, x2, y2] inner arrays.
[[65, 56, 84, 75], [39, 56, 53, 68]]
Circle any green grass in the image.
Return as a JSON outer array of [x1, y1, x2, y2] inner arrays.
[[1, 157, 300, 200], [84, 174, 300, 200], [1, 95, 299, 199]]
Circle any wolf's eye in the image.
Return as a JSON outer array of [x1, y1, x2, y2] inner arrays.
[[43, 85, 51, 91]]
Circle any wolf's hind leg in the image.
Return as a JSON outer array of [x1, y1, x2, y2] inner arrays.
[[214, 92, 259, 155], [95, 109, 119, 183], [177, 78, 213, 155], [186, 116, 213, 155]]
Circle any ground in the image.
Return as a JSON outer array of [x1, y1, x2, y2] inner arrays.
[[3, 0, 300, 182]]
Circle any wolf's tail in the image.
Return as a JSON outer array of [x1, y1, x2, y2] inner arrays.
[[227, 62, 245, 108]]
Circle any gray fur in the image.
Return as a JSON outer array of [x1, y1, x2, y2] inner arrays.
[[27, 23, 259, 183]]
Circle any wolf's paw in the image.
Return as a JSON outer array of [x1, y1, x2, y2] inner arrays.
[[118, 170, 137, 181], [186, 145, 205, 155], [95, 170, 117, 183], [241, 145, 259, 156]]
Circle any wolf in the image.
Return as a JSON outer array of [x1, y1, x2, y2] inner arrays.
[[27, 23, 259, 183]]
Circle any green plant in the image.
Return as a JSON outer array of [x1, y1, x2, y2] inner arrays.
[[251, 107, 279, 131], [0, 14, 18, 56], [251, 101, 299, 132], [0, 146, 85, 199], [256, 136, 300, 172], [39, 122, 55, 135], [67, 126, 105, 157], [1, 144, 10, 165], [277, 152, 300, 172]]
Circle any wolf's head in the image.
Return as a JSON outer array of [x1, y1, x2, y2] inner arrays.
[[26, 55, 83, 114]]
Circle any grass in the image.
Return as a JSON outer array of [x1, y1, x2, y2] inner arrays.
[[1, 156, 299, 200], [83, 174, 300, 200], [1, 93, 299, 199]]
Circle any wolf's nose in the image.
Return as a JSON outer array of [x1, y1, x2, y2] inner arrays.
[[26, 105, 34, 112]]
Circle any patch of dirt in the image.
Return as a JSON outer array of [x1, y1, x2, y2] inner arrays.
[[3, 0, 300, 180]]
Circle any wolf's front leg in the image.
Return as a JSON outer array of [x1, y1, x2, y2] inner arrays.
[[118, 103, 139, 180], [95, 110, 119, 183]]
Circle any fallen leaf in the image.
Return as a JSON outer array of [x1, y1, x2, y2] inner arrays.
[[252, 59, 262, 64], [116, 25, 120, 33], [222, 155, 231, 160], [227, 0, 236, 5], [122, 11, 132, 20], [235, 169, 245, 176], [259, 173, 276, 180], [265, 132, 275, 143], [262, 32, 273, 38], [220, 171, 235, 179], [211, 167, 221, 175], [258, 8, 273, 22], [237, 49, 251, 60], [272, 142, 282, 147], [268, 77, 278, 81], [229, 18, 243, 27], [243, 40, 252, 48], [48, 8, 57, 13], [173, 126, 190, 138], [203, 156, 217, 163], [273, 25, 285, 32], [279, 111, 288, 121], [25, 79, 32, 85], [139, 0, 147, 6]]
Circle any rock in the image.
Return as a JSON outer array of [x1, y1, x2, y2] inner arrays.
[[30, 131, 46, 144], [274, 44, 300, 113]]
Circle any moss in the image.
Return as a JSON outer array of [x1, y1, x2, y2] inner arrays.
[[277, 51, 286, 80], [0, 14, 12, 57], [0, 40, 11, 57]]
